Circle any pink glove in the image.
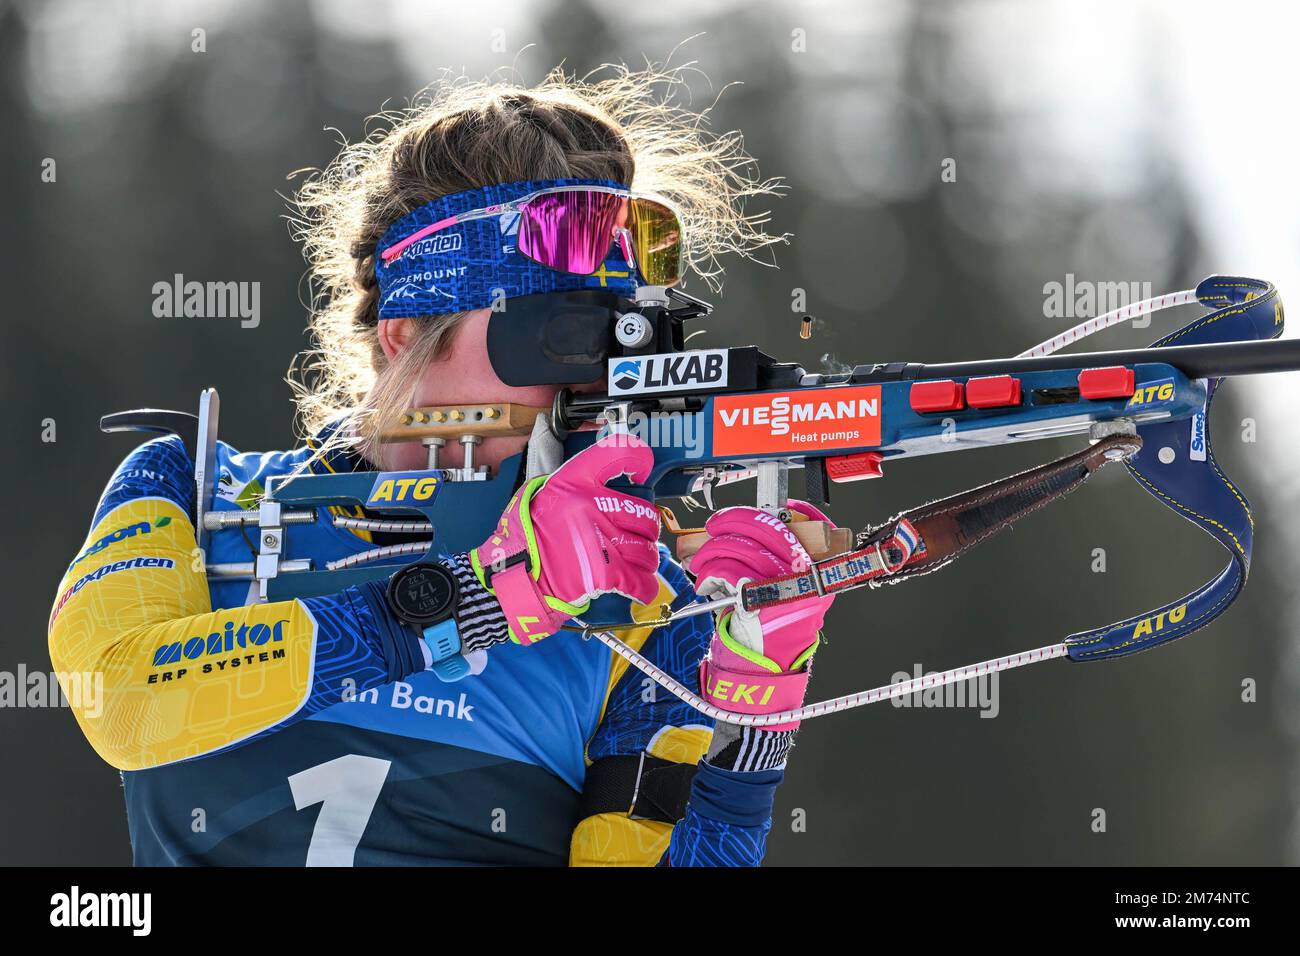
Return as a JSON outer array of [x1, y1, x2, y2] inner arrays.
[[472, 433, 661, 645], [687, 501, 835, 730]]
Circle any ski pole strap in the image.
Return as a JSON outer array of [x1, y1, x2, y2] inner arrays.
[[740, 433, 1143, 612], [1065, 275, 1281, 660]]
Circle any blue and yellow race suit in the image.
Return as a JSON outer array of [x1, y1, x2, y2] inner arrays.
[[48, 430, 784, 865]]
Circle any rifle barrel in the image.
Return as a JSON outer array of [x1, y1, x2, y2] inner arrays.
[[855, 337, 1300, 383]]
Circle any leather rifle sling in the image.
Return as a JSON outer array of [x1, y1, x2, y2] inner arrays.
[[740, 432, 1143, 611]]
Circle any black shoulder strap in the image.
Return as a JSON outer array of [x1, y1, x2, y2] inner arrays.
[[580, 754, 698, 824]]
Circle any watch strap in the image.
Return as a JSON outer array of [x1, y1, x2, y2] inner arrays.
[[423, 618, 470, 683], [421, 617, 461, 662]]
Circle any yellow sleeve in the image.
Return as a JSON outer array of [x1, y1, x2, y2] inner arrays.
[[570, 818, 676, 867], [48, 496, 318, 771]]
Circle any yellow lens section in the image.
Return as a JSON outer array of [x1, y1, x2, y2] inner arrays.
[[629, 197, 682, 286]]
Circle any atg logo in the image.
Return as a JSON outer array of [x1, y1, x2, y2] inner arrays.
[[366, 472, 441, 507], [608, 349, 729, 396], [1132, 603, 1187, 639], [1126, 377, 1175, 408]]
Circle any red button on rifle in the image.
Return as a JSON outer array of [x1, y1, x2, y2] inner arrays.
[[826, 451, 884, 482], [965, 375, 1021, 408], [909, 380, 964, 412], [1077, 366, 1136, 399]]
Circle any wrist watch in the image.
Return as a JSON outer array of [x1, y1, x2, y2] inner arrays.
[[385, 562, 469, 683]]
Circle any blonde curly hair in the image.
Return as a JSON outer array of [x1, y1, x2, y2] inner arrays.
[[286, 63, 784, 456]]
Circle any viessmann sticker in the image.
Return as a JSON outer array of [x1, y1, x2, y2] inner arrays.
[[711, 386, 883, 455]]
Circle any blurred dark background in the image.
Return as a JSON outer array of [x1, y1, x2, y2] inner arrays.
[[3, 0, 1299, 865]]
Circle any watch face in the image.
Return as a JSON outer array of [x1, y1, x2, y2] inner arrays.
[[388, 563, 456, 626]]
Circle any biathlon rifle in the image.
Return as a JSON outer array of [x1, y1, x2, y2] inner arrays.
[[101, 275, 1300, 724]]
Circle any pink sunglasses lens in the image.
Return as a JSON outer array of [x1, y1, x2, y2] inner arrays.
[[517, 191, 626, 275]]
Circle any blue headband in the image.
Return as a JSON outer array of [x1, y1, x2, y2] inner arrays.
[[374, 178, 639, 321]]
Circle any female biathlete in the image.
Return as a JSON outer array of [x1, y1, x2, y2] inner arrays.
[[48, 68, 835, 866]]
